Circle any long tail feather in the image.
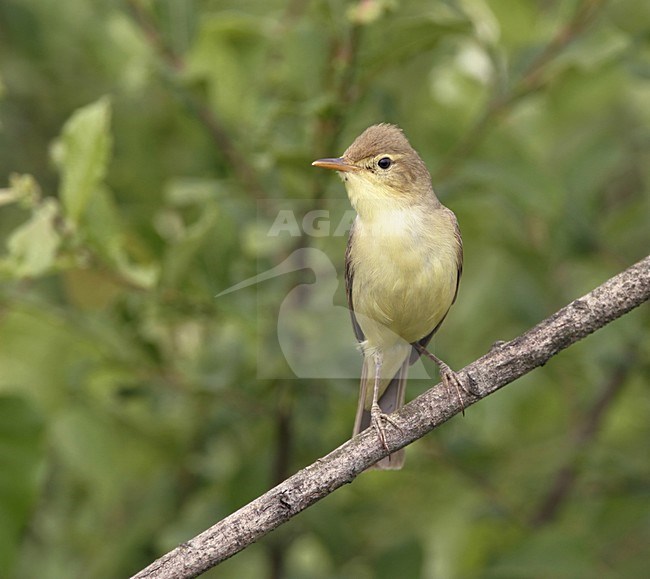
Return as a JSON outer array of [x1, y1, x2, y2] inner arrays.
[[353, 355, 409, 470]]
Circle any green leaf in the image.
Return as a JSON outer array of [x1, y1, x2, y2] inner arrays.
[[0, 174, 41, 208], [51, 96, 112, 224], [83, 187, 158, 289], [5, 199, 60, 277], [185, 14, 266, 130], [160, 204, 219, 288]]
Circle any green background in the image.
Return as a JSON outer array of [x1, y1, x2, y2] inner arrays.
[[1, 0, 649, 577]]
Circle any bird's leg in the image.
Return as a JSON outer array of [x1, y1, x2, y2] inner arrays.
[[415, 344, 472, 415], [369, 352, 400, 451]]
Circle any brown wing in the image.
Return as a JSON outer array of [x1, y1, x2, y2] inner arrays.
[[345, 220, 365, 343], [450, 208, 463, 305], [410, 207, 463, 363]]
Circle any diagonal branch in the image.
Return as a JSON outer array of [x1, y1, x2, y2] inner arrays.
[[132, 254, 650, 579]]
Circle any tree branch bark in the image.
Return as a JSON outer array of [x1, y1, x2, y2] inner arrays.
[[132, 255, 650, 579]]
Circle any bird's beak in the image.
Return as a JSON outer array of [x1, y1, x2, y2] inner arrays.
[[311, 157, 359, 172]]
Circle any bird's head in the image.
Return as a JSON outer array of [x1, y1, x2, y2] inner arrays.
[[312, 124, 434, 211]]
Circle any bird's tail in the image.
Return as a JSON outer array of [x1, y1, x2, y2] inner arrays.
[[353, 353, 410, 470]]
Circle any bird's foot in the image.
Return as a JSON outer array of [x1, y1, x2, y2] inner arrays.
[[370, 402, 401, 451], [415, 344, 476, 415], [437, 361, 468, 416]]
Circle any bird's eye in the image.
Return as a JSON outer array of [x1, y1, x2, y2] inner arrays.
[[377, 157, 392, 170]]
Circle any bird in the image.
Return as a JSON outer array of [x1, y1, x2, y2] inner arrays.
[[312, 123, 463, 469]]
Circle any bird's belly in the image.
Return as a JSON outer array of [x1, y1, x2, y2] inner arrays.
[[351, 235, 457, 347]]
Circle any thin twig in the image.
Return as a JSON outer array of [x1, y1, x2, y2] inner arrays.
[[311, 23, 363, 197], [125, 0, 184, 71], [124, 0, 268, 199], [434, 0, 607, 182], [131, 255, 650, 579], [530, 350, 636, 526]]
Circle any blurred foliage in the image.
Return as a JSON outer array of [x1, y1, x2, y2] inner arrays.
[[0, 0, 649, 577]]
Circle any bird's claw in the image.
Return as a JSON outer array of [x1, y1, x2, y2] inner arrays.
[[370, 403, 401, 451], [438, 362, 469, 415], [415, 344, 477, 414]]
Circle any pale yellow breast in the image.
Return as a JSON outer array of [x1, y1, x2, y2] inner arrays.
[[350, 206, 459, 349]]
